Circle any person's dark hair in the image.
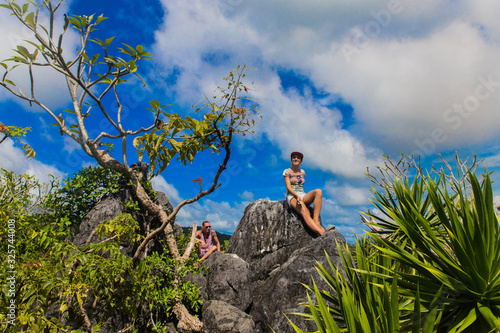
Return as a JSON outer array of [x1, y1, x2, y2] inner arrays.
[[202, 220, 210, 226]]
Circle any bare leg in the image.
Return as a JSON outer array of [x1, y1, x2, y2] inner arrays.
[[290, 197, 325, 236], [303, 189, 323, 226], [200, 246, 217, 261]]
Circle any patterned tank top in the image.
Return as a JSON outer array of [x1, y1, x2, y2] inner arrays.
[[201, 231, 213, 255], [283, 168, 306, 193]]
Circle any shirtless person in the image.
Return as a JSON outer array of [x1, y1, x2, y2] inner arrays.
[[196, 220, 220, 261]]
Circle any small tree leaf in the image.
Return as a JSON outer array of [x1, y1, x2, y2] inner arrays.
[[16, 45, 31, 59], [95, 14, 107, 24], [25, 12, 35, 28], [105, 36, 115, 47], [4, 79, 17, 86]]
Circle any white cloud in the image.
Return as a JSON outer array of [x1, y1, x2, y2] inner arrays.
[[251, 79, 383, 178], [152, 0, 500, 173], [485, 153, 500, 168], [0, 1, 80, 110], [63, 136, 81, 153], [0, 138, 66, 184], [313, 21, 500, 154], [325, 180, 371, 206], [151, 175, 182, 205], [465, 0, 500, 44], [239, 190, 254, 201]]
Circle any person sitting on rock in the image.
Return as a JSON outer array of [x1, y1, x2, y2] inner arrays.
[[196, 220, 220, 261], [283, 151, 334, 236]]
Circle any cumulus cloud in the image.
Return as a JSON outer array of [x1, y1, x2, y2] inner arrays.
[[251, 79, 383, 178], [239, 190, 254, 201], [485, 153, 500, 168], [152, 0, 500, 177], [151, 175, 182, 205], [0, 1, 80, 110], [0, 138, 66, 184], [315, 21, 500, 154], [62, 136, 81, 154], [324, 180, 371, 206]]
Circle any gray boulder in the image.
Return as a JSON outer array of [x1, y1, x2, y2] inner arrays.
[[227, 199, 322, 282], [202, 300, 257, 333], [250, 230, 346, 333], [205, 199, 348, 333], [73, 186, 175, 257], [206, 253, 252, 312]]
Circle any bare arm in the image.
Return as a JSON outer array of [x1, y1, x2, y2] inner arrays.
[[212, 230, 220, 251], [195, 230, 206, 248]]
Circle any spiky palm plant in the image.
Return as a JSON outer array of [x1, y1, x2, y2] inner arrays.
[[289, 156, 500, 333], [371, 170, 500, 332]]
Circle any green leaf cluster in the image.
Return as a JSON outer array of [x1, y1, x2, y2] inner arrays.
[[134, 66, 260, 177], [0, 124, 35, 159], [45, 166, 121, 238]]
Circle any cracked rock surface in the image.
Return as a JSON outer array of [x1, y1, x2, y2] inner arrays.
[[199, 199, 348, 333]]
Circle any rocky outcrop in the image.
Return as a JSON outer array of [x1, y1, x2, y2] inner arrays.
[[227, 199, 320, 282], [72, 186, 175, 257], [68, 190, 347, 332], [206, 253, 252, 312], [200, 199, 348, 333], [202, 300, 256, 333], [249, 230, 345, 332]]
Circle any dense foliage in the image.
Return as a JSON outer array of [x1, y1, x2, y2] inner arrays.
[[0, 168, 203, 332], [45, 166, 122, 238], [291, 156, 500, 333]]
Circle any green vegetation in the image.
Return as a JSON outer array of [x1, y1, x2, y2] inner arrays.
[[291, 155, 500, 333], [0, 0, 258, 331], [45, 166, 122, 238], [0, 168, 205, 332], [0, 123, 35, 158]]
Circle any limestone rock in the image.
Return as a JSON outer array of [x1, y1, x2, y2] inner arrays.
[[206, 253, 252, 312], [250, 230, 346, 333], [202, 300, 257, 333], [227, 199, 320, 281], [216, 199, 348, 333], [72, 186, 174, 257]]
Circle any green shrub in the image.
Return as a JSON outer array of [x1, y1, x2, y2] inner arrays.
[[0, 169, 202, 332]]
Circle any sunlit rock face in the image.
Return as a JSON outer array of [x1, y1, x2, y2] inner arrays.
[[200, 199, 348, 333]]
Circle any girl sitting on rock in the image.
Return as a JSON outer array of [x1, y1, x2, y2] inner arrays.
[[283, 151, 334, 236]]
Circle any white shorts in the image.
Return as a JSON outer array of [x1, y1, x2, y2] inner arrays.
[[286, 192, 306, 205]]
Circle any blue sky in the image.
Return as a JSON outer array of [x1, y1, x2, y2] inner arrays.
[[2, 0, 500, 240]]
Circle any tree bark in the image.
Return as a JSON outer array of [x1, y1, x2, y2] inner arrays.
[[173, 303, 203, 332]]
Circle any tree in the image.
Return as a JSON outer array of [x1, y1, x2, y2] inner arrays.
[[0, 0, 259, 330], [0, 168, 205, 332]]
